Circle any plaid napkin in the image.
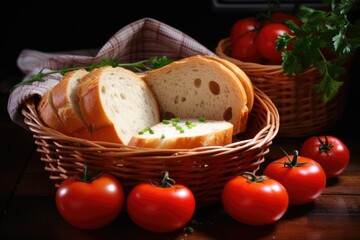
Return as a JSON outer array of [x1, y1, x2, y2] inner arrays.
[[7, 18, 216, 129]]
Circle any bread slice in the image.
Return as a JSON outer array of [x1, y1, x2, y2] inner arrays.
[[142, 55, 249, 134], [128, 118, 233, 149], [202, 55, 254, 111], [75, 66, 160, 144], [37, 69, 90, 135], [37, 89, 68, 134], [51, 69, 90, 134]]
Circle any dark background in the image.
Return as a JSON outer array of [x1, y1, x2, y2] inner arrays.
[[1, 0, 359, 137]]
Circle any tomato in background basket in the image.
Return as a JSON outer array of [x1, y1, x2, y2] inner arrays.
[[228, 12, 297, 64], [299, 136, 350, 178], [232, 31, 265, 63], [55, 166, 124, 229], [263, 150, 326, 205], [230, 17, 261, 45], [255, 22, 293, 64], [127, 171, 195, 233], [222, 172, 289, 225]]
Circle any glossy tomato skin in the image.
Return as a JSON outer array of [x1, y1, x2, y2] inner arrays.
[[230, 17, 261, 45], [56, 174, 124, 229], [300, 136, 350, 178], [222, 174, 289, 225], [127, 182, 195, 233], [255, 23, 293, 64], [232, 31, 265, 63], [264, 155, 326, 205]]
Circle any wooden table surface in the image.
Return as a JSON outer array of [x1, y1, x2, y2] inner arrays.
[[0, 113, 359, 240]]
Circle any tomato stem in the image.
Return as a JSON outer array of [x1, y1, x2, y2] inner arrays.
[[243, 171, 265, 182], [317, 136, 334, 153], [78, 165, 101, 183], [281, 149, 306, 167], [84, 165, 90, 182], [160, 171, 176, 188]]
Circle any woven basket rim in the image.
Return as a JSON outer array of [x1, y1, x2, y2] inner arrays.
[[22, 86, 279, 158]]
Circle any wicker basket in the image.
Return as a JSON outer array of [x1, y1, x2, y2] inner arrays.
[[22, 86, 279, 207], [216, 38, 348, 137]]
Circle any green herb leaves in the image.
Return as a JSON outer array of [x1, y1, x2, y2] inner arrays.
[[12, 56, 172, 91], [276, 0, 360, 103]]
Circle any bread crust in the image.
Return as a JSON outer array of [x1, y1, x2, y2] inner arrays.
[[37, 89, 69, 134], [51, 69, 89, 133]]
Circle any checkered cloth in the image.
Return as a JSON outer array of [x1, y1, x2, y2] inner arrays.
[[8, 18, 216, 129]]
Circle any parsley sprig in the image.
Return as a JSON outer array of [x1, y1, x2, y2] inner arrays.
[[276, 0, 360, 103], [12, 56, 172, 91]]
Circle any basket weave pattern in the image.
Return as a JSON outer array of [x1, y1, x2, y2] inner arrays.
[[216, 38, 347, 137], [22, 87, 279, 207]]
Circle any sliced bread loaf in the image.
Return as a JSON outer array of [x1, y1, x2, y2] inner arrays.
[[128, 118, 233, 149], [75, 66, 160, 144], [142, 55, 249, 134]]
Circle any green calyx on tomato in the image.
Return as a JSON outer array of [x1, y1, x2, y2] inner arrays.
[[159, 170, 176, 188], [77, 165, 101, 183], [317, 136, 334, 153], [243, 171, 266, 182], [281, 149, 308, 168]]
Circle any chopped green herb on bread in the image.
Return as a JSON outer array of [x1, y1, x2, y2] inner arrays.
[[128, 118, 233, 149]]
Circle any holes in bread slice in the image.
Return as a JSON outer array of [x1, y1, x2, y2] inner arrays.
[[209, 81, 220, 95], [194, 78, 202, 88], [223, 107, 233, 121], [174, 96, 187, 104]]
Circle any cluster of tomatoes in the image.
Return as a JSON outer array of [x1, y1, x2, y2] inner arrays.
[[55, 135, 349, 231], [222, 135, 350, 225], [230, 11, 301, 64], [55, 170, 195, 232]]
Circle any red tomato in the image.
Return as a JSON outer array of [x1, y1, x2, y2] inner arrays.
[[271, 11, 302, 26], [232, 31, 265, 63], [263, 150, 326, 205], [222, 172, 288, 225], [56, 167, 124, 229], [255, 23, 293, 64], [230, 17, 261, 45], [127, 171, 195, 233], [300, 136, 350, 178]]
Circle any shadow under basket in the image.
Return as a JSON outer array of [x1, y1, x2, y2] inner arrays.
[[22, 86, 279, 208], [216, 38, 348, 137]]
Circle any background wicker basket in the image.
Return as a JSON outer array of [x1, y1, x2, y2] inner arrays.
[[216, 38, 348, 137], [22, 86, 279, 208]]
